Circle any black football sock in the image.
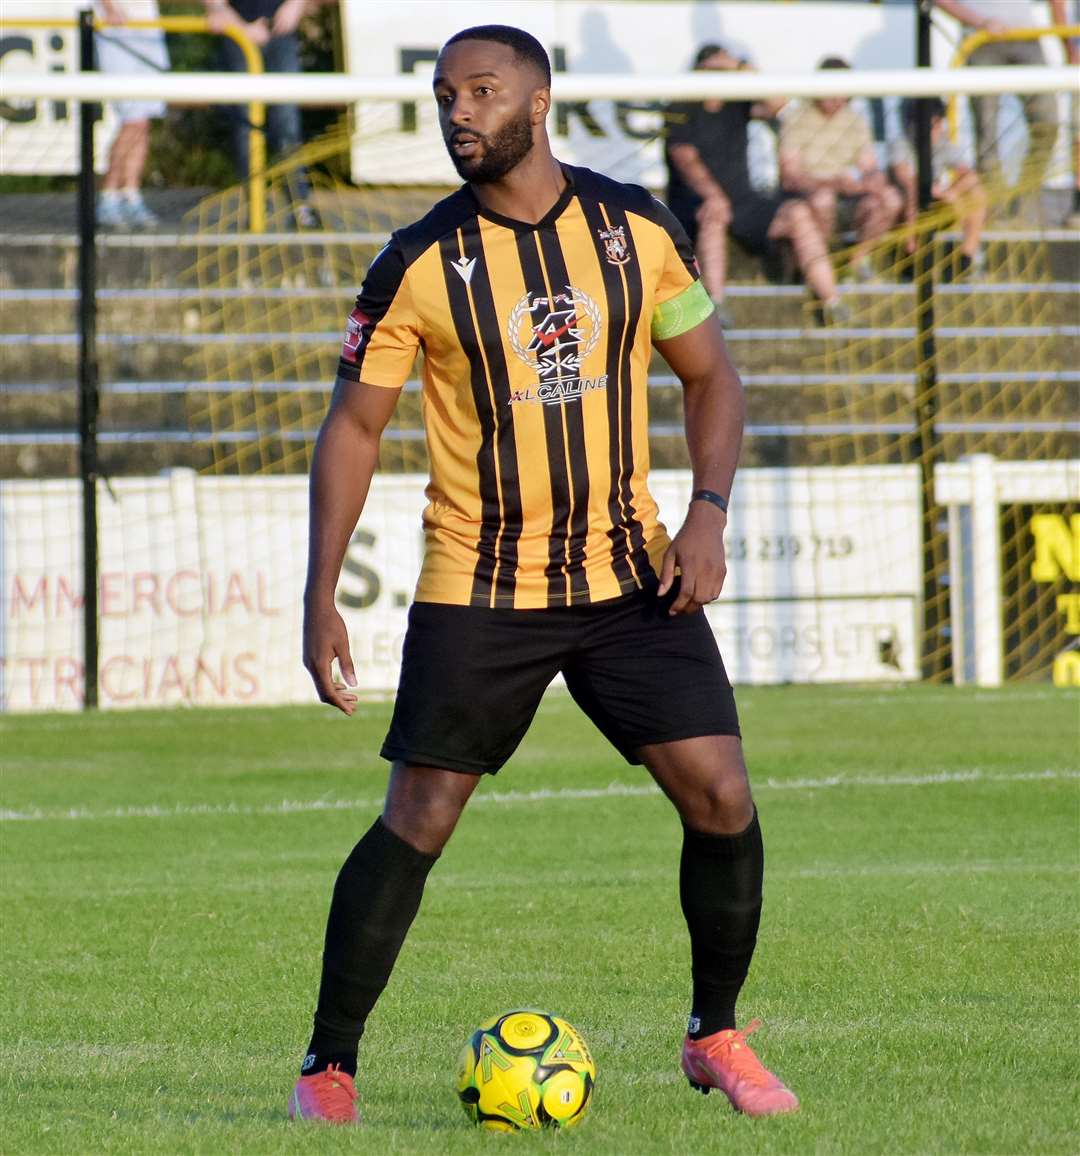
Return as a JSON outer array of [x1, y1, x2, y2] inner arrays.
[[302, 816, 439, 1076], [680, 807, 763, 1040]]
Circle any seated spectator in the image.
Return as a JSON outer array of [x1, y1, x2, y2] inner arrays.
[[890, 98, 988, 277], [665, 44, 844, 326], [94, 0, 170, 230], [779, 57, 903, 281]]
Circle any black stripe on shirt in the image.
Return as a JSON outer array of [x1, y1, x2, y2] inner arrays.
[[577, 197, 639, 593], [534, 225, 592, 605], [439, 230, 500, 606], [514, 228, 573, 606], [597, 199, 650, 582], [458, 216, 523, 607]]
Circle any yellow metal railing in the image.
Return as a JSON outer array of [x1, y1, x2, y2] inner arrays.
[[947, 24, 1080, 142], [1, 14, 267, 231]]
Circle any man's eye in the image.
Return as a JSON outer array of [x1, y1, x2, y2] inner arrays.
[[476, 86, 493, 96]]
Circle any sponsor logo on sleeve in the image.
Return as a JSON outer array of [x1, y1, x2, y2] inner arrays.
[[341, 306, 372, 363]]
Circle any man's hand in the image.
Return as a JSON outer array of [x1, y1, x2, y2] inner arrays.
[[656, 501, 728, 615], [271, 0, 306, 37], [303, 597, 359, 715], [697, 192, 732, 228], [245, 16, 271, 46], [99, 0, 125, 25]]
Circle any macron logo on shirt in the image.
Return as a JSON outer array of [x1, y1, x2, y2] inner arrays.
[[450, 255, 476, 285]]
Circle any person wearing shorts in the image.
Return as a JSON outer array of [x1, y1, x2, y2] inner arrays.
[[778, 56, 904, 282], [665, 44, 841, 326], [94, 0, 170, 229], [291, 24, 799, 1127]]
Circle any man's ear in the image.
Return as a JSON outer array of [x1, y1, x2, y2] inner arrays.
[[532, 86, 551, 123]]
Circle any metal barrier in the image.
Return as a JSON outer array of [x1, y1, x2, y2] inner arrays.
[[1, 14, 267, 231], [947, 23, 1080, 142]]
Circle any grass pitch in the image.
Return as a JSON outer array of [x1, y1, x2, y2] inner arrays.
[[2, 684, 1078, 1155]]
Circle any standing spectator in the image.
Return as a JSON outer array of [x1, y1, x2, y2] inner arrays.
[[934, 0, 1070, 200], [890, 98, 988, 277], [203, 0, 329, 226], [779, 57, 903, 281], [665, 44, 844, 326], [94, 0, 170, 229]]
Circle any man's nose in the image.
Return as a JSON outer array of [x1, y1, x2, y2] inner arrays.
[[448, 97, 473, 124]]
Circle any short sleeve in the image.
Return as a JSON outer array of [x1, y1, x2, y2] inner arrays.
[[648, 196, 702, 305], [336, 238, 420, 387], [778, 104, 806, 154], [664, 101, 698, 148], [850, 110, 872, 156]]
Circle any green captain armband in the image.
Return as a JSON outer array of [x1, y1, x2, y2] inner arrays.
[[650, 280, 715, 341]]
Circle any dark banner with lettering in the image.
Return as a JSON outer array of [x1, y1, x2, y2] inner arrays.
[[1000, 503, 1079, 685]]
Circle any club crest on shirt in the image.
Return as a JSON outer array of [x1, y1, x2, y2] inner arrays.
[[506, 286, 605, 408], [597, 224, 631, 266], [340, 306, 371, 363]]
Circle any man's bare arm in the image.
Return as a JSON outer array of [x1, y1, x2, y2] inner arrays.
[[779, 147, 828, 194], [1050, 0, 1080, 63], [303, 378, 402, 714], [668, 142, 730, 205], [652, 313, 745, 616], [934, 0, 1007, 33]]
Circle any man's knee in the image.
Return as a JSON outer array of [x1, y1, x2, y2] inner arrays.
[[774, 199, 814, 237], [810, 187, 836, 214], [679, 774, 754, 836], [881, 185, 903, 220], [383, 763, 479, 854], [643, 735, 753, 834]]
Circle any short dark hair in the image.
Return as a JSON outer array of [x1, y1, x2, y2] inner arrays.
[[902, 96, 947, 130], [818, 56, 851, 71], [442, 25, 551, 86], [693, 43, 728, 68]]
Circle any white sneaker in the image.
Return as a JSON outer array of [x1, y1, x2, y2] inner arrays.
[[123, 195, 159, 230], [97, 193, 128, 229]]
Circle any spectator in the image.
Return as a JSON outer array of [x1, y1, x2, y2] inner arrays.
[[94, 0, 170, 229], [203, 0, 329, 226], [934, 0, 1070, 201], [779, 57, 903, 281], [890, 98, 988, 277], [665, 44, 844, 326]]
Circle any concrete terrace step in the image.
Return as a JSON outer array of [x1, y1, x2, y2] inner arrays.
[[1, 223, 1077, 289], [2, 281, 1078, 336]]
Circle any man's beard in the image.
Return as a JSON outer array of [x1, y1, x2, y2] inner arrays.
[[446, 108, 535, 183]]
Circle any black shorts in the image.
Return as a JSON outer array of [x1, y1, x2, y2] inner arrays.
[[670, 191, 792, 258], [729, 192, 790, 256], [381, 583, 740, 775]]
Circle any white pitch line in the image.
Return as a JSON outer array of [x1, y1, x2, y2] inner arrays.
[[1, 768, 1076, 825]]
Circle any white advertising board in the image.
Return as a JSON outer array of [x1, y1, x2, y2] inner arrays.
[[0, 1, 116, 175], [652, 467, 923, 684], [0, 465, 921, 711]]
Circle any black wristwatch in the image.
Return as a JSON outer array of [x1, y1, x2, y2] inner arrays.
[[690, 489, 729, 514]]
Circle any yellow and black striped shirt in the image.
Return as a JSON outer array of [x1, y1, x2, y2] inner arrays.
[[337, 164, 710, 610]]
